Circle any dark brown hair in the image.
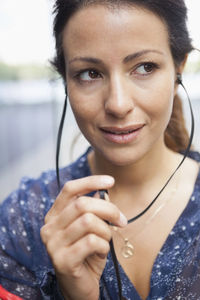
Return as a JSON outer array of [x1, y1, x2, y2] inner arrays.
[[52, 0, 193, 152]]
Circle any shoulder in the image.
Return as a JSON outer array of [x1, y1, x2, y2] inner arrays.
[[187, 150, 200, 164], [185, 151, 200, 185]]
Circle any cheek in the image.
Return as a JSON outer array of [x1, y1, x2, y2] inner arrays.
[[68, 88, 101, 129], [140, 80, 175, 126]]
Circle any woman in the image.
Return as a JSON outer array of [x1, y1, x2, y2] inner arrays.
[[0, 0, 199, 299]]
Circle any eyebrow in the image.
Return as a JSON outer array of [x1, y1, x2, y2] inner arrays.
[[69, 57, 102, 65], [123, 49, 164, 63], [68, 49, 164, 65]]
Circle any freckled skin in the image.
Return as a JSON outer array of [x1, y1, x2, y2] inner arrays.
[[63, 5, 179, 168]]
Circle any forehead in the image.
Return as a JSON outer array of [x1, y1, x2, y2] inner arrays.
[[62, 4, 171, 61]]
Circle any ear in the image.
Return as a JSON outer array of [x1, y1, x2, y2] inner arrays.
[[174, 54, 188, 93]]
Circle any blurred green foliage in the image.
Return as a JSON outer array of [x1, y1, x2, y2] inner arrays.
[[0, 61, 57, 80]]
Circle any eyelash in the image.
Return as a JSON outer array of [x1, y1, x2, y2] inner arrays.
[[134, 62, 160, 76], [74, 69, 102, 84], [74, 62, 159, 83]]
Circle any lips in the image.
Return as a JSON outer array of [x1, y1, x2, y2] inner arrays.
[[100, 124, 145, 144], [100, 125, 144, 134]]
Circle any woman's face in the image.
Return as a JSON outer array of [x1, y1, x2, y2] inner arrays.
[[63, 5, 179, 166]]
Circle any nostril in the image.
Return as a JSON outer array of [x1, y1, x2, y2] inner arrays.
[[105, 99, 134, 118]]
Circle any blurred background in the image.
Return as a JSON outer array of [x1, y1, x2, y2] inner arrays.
[[0, 0, 200, 201]]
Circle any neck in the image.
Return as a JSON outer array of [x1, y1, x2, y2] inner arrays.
[[88, 141, 181, 210]]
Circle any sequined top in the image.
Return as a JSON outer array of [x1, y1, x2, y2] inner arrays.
[[0, 148, 200, 300]]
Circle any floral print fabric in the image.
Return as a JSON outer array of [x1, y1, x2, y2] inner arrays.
[[0, 148, 200, 299]]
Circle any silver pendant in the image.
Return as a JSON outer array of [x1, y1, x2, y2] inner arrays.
[[121, 238, 134, 258]]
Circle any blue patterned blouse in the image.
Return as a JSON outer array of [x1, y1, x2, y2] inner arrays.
[[0, 148, 200, 300]]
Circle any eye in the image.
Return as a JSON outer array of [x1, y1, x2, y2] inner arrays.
[[134, 62, 158, 76], [78, 69, 102, 82]]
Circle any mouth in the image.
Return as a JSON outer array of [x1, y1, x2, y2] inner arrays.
[[100, 125, 144, 135], [100, 124, 145, 144]]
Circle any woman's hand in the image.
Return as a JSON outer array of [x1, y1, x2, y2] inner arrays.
[[40, 175, 127, 300]]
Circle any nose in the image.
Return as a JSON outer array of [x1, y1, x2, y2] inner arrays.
[[104, 74, 134, 118]]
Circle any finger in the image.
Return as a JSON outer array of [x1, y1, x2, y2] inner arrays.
[[52, 234, 110, 278], [69, 234, 110, 268], [47, 175, 114, 218], [44, 232, 110, 278], [41, 195, 126, 245], [50, 213, 112, 252], [42, 213, 112, 255], [54, 196, 127, 229], [66, 213, 112, 245], [41, 193, 127, 247], [52, 234, 109, 275]]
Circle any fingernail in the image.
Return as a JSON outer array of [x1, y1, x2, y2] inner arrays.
[[119, 212, 127, 227], [100, 176, 114, 186]]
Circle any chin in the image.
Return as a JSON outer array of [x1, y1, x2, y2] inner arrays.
[[110, 154, 142, 167], [95, 145, 145, 167]]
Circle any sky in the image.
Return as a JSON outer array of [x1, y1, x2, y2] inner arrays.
[[0, 0, 200, 65], [0, 0, 54, 64]]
